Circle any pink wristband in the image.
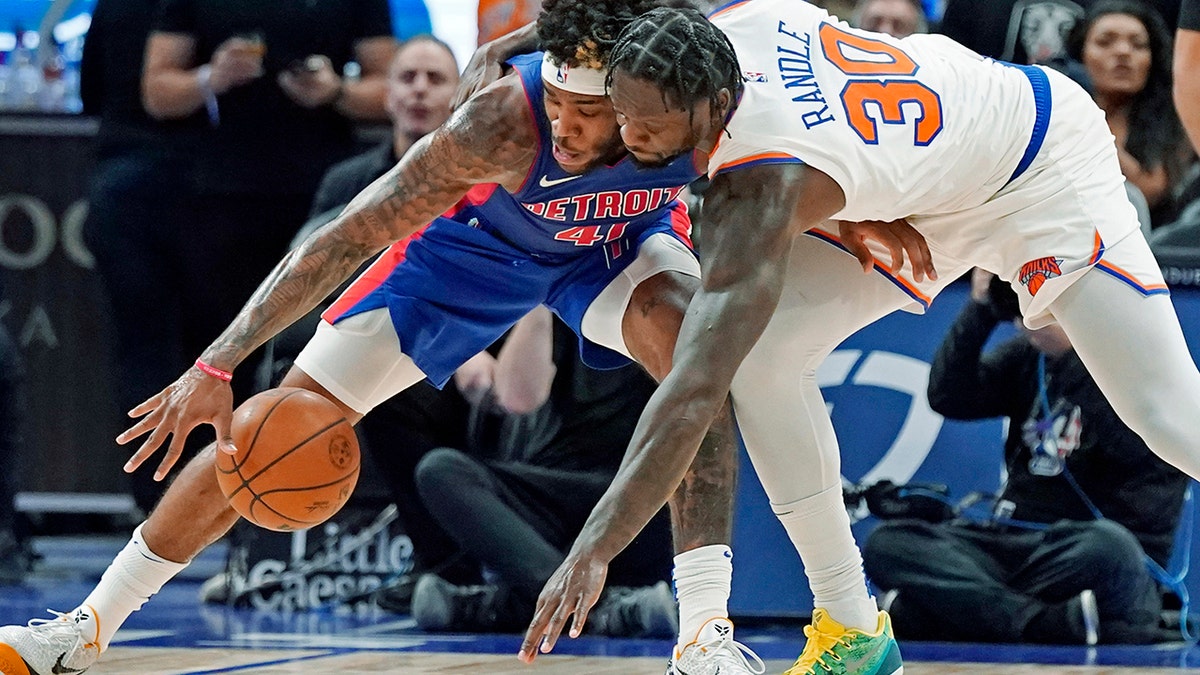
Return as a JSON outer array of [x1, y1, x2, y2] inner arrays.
[[195, 358, 233, 382]]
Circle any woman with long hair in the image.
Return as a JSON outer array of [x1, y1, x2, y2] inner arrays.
[[1068, 0, 1193, 226]]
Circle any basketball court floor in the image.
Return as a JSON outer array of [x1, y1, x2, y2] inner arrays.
[[1, 535, 1197, 674]]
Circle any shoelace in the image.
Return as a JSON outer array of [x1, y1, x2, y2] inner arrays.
[[693, 630, 767, 674], [27, 609, 73, 631], [784, 623, 851, 675], [26, 609, 98, 654]]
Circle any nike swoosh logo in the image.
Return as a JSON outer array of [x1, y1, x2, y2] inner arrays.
[[53, 653, 83, 674], [841, 636, 893, 674], [538, 174, 582, 188]]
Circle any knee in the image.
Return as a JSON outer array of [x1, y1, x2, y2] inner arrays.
[[415, 447, 485, 500], [863, 520, 941, 570], [1060, 520, 1145, 576], [623, 272, 696, 381]]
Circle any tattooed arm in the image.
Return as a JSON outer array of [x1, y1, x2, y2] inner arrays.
[[521, 163, 847, 660], [118, 76, 538, 479], [198, 80, 534, 373]]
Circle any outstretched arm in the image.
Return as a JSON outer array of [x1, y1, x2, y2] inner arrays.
[[519, 163, 848, 660], [118, 79, 537, 479]]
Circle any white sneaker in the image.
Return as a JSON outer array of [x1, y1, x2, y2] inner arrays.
[[666, 617, 766, 675], [0, 606, 101, 675]]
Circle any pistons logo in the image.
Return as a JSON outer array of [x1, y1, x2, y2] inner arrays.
[[1018, 256, 1062, 296]]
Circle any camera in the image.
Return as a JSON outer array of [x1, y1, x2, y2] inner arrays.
[[986, 275, 1022, 322]]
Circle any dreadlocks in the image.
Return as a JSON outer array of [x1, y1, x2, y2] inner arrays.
[[607, 7, 743, 115], [537, 0, 665, 70]]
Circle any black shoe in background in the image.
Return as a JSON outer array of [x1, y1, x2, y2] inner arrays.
[[589, 581, 679, 638], [374, 552, 478, 615], [375, 573, 421, 614], [410, 574, 498, 631]]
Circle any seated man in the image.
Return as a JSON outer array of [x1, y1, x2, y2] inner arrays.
[[851, 0, 927, 38], [408, 306, 676, 637], [862, 269, 1190, 645]]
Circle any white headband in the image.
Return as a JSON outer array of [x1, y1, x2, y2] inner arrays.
[[541, 53, 609, 96]]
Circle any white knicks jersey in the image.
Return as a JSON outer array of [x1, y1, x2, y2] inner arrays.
[[708, 0, 1044, 222]]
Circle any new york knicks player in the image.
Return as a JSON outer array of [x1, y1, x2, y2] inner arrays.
[[523, 3, 1200, 674]]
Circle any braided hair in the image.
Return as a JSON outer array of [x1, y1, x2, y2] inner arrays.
[[607, 7, 743, 119], [537, 0, 665, 70]]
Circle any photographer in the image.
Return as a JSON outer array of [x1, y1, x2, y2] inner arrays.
[[862, 269, 1190, 645]]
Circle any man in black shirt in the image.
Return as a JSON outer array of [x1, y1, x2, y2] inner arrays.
[[102, 0, 396, 508], [309, 35, 459, 218], [409, 308, 676, 637], [81, 0, 199, 515], [862, 269, 1190, 644]]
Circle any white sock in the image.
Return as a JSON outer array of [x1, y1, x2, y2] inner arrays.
[[79, 523, 189, 650], [673, 544, 732, 651], [774, 486, 878, 632]]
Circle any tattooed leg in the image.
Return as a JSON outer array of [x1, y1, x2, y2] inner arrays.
[[622, 270, 737, 550], [668, 399, 736, 551], [622, 270, 738, 645]]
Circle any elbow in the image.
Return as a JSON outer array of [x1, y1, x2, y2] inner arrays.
[[678, 377, 729, 426], [496, 390, 548, 416], [927, 399, 973, 420], [925, 388, 960, 419], [926, 392, 949, 416], [142, 89, 170, 120], [140, 76, 176, 120], [495, 375, 554, 415]]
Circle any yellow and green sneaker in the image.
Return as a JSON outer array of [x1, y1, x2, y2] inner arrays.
[[783, 609, 902, 675]]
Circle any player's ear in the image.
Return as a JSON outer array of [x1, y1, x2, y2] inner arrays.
[[713, 87, 734, 121]]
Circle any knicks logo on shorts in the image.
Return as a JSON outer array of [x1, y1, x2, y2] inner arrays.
[[1018, 256, 1062, 296]]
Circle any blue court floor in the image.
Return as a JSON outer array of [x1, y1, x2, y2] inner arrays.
[[1, 535, 1199, 671]]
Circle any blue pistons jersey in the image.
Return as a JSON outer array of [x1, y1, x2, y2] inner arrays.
[[323, 52, 703, 388], [450, 52, 700, 257]]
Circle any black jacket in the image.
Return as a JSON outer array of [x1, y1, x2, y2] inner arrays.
[[309, 141, 398, 218], [927, 299, 1189, 565]]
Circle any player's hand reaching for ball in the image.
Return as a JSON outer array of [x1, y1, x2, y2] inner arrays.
[[116, 363, 237, 481], [838, 218, 938, 283], [519, 549, 609, 663]]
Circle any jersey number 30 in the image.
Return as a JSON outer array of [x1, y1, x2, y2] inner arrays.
[[819, 24, 943, 146]]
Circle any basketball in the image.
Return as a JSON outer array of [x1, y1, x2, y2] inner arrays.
[[215, 387, 360, 532]]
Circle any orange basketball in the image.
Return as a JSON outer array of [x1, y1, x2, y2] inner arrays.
[[215, 387, 360, 532]]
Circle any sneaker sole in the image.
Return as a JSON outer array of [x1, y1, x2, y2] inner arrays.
[[410, 576, 454, 630], [0, 643, 33, 675]]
